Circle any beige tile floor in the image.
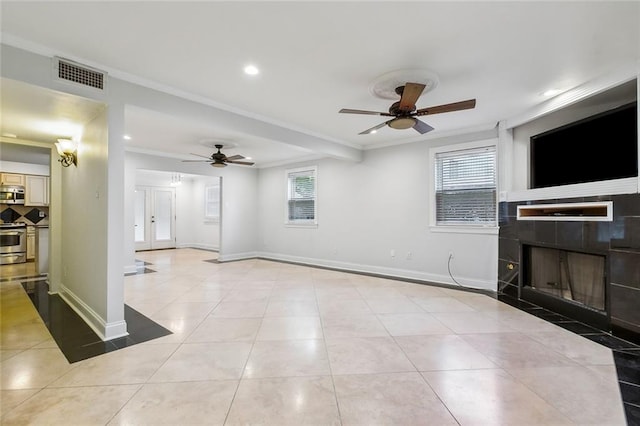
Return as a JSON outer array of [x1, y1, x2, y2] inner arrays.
[[0, 260, 39, 281], [0, 248, 626, 425]]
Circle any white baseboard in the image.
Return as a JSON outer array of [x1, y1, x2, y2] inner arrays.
[[189, 249, 495, 291], [178, 243, 219, 251], [256, 252, 496, 292], [58, 283, 128, 341], [123, 264, 138, 274], [218, 251, 259, 262]]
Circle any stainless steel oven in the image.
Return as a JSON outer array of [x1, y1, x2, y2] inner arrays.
[[0, 185, 25, 205], [0, 223, 27, 264]]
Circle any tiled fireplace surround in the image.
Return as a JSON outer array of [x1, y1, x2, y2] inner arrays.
[[498, 193, 640, 340]]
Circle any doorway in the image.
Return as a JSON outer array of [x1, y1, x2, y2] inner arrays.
[[134, 186, 176, 251], [0, 142, 52, 279]]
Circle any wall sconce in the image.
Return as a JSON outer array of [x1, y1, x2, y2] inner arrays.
[[55, 139, 78, 167]]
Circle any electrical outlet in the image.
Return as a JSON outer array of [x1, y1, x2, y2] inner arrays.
[[390, 249, 396, 258], [406, 252, 412, 260]]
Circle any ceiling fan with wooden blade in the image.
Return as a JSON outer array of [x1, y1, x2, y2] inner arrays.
[[182, 144, 254, 168], [339, 82, 476, 135]]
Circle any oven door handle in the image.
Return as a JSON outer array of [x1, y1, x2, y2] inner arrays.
[[0, 231, 24, 236], [0, 253, 22, 259]]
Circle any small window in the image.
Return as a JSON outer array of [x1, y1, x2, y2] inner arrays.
[[434, 145, 496, 226], [205, 184, 220, 221], [286, 166, 317, 225]]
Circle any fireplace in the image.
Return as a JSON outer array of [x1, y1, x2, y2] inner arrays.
[[499, 192, 640, 341], [520, 245, 608, 329], [519, 243, 609, 329], [523, 246, 606, 311]]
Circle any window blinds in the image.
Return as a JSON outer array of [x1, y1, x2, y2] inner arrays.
[[288, 169, 316, 221], [435, 146, 496, 225]]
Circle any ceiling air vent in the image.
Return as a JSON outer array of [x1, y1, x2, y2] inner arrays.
[[53, 57, 106, 90]]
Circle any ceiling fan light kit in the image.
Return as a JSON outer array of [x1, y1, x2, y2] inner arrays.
[[388, 117, 417, 130]]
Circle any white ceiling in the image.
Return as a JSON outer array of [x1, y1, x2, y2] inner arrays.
[[1, 1, 638, 167]]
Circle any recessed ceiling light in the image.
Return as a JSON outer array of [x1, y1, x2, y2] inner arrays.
[[244, 156, 252, 160], [543, 88, 562, 97], [123, 135, 132, 140], [370, 130, 377, 134], [243, 65, 260, 76]]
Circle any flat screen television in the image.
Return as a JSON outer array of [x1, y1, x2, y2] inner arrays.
[[530, 102, 638, 189]]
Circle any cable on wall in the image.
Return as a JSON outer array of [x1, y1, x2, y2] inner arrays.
[[447, 253, 463, 287]]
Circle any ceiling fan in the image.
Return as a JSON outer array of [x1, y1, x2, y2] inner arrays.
[[339, 82, 476, 135], [182, 144, 255, 168]]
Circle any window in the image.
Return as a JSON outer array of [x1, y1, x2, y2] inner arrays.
[[286, 166, 317, 225], [434, 145, 496, 226], [205, 183, 220, 221]]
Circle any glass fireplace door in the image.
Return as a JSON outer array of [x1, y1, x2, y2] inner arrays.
[[528, 246, 605, 311]]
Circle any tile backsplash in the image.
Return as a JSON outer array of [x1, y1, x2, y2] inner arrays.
[[0, 205, 49, 225]]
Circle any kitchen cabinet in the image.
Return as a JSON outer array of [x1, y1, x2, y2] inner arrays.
[[27, 226, 36, 260], [0, 173, 25, 186], [25, 175, 49, 206]]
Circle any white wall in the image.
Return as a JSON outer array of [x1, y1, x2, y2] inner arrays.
[[105, 102, 127, 339], [216, 167, 258, 260], [180, 176, 221, 251], [0, 160, 49, 176], [258, 138, 499, 291], [175, 179, 195, 248], [123, 155, 138, 272], [58, 108, 128, 339]]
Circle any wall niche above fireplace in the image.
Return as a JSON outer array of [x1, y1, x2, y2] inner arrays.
[[517, 201, 612, 221]]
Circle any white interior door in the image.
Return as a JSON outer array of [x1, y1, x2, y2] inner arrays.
[[134, 186, 176, 251]]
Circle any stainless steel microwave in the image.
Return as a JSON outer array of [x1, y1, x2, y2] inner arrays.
[[0, 185, 25, 204]]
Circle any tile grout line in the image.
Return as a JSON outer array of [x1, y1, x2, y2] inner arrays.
[[220, 277, 268, 426], [313, 278, 345, 426], [498, 292, 640, 424]]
